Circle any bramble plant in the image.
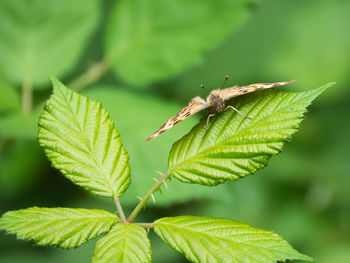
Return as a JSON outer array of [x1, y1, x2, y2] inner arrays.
[[0, 77, 334, 263]]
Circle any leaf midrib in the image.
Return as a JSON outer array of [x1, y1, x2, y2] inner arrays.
[[57, 87, 115, 195], [157, 222, 291, 256], [171, 136, 283, 171], [170, 99, 304, 170], [4, 215, 116, 223]]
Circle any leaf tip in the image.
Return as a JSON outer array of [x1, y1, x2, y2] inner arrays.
[[49, 75, 60, 87], [317, 81, 336, 93], [294, 253, 314, 262], [48, 76, 68, 95], [305, 81, 336, 102]]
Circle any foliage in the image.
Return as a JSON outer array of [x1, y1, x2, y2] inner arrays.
[[0, 207, 117, 248], [154, 216, 312, 263], [168, 84, 330, 185], [93, 223, 151, 263], [0, 77, 330, 262], [38, 77, 130, 198], [0, 0, 348, 262], [104, 0, 251, 86], [0, 0, 99, 87]]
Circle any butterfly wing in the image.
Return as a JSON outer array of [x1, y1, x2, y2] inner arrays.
[[220, 80, 296, 101], [144, 96, 209, 142]]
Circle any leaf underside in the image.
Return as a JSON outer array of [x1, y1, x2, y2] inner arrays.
[[93, 223, 151, 263], [0, 207, 118, 249], [38, 77, 130, 197], [154, 216, 313, 263], [168, 83, 333, 186]]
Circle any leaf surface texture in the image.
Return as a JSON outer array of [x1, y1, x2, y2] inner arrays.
[[93, 223, 151, 263], [0, 207, 117, 248], [154, 216, 313, 263], [38, 77, 130, 197], [169, 84, 332, 185]]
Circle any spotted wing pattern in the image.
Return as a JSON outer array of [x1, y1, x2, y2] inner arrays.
[[220, 80, 296, 101], [144, 96, 209, 142]]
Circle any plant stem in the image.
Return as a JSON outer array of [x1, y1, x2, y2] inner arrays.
[[34, 59, 111, 111], [21, 80, 33, 114], [68, 60, 110, 91], [127, 170, 171, 223], [114, 196, 126, 222]]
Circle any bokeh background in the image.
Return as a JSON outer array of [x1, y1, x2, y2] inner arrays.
[[0, 0, 349, 262]]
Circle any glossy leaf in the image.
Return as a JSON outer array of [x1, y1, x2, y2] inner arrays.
[[154, 216, 313, 263], [0, 0, 100, 87], [93, 223, 151, 263], [38, 77, 130, 197], [0, 207, 118, 248], [169, 83, 334, 185], [104, 0, 251, 86]]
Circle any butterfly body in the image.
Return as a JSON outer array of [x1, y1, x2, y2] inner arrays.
[[144, 80, 295, 142], [206, 90, 226, 113]]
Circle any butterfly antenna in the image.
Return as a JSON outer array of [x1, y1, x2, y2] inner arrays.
[[201, 84, 210, 94], [220, 75, 229, 90], [218, 75, 229, 96]]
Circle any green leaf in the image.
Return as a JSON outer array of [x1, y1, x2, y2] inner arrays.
[[93, 223, 151, 263], [0, 140, 45, 199], [104, 0, 251, 86], [0, 84, 230, 205], [154, 216, 313, 263], [0, 0, 100, 87], [172, 0, 350, 103], [0, 207, 118, 249], [168, 83, 334, 185], [268, 1, 350, 100], [84, 86, 231, 206], [0, 109, 40, 139], [38, 77, 130, 197], [0, 77, 20, 113]]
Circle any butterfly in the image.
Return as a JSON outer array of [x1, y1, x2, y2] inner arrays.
[[145, 77, 295, 142]]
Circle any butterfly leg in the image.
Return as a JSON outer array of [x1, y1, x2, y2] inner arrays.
[[226, 105, 252, 120], [203, 113, 216, 138], [206, 114, 216, 129]]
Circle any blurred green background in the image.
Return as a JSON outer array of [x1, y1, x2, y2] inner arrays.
[[0, 0, 349, 262]]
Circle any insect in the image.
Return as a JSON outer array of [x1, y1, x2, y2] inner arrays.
[[144, 77, 295, 142]]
